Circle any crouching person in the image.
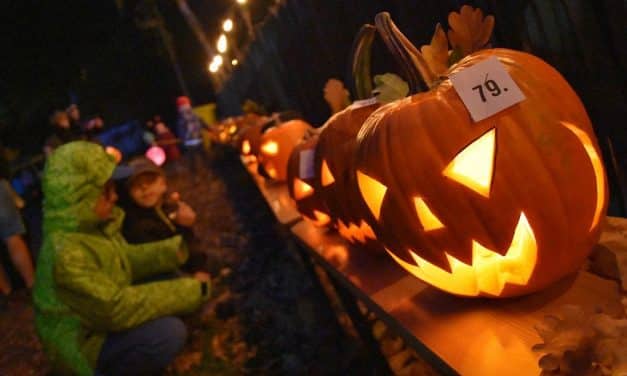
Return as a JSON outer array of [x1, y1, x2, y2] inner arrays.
[[33, 141, 211, 376]]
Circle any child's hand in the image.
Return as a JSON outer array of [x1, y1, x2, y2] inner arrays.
[[193, 271, 211, 283], [168, 194, 196, 227]]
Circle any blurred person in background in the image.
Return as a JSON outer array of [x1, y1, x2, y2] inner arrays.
[[0, 146, 35, 309], [43, 110, 83, 156]]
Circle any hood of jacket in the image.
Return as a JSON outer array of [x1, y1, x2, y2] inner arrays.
[[42, 141, 119, 235]]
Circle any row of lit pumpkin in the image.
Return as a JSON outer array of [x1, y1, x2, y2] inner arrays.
[[222, 10, 608, 299]]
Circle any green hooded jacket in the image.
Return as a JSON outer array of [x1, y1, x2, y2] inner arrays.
[[33, 142, 209, 375]]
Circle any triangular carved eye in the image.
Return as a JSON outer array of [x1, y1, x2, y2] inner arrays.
[[293, 178, 314, 200], [443, 128, 496, 198], [413, 197, 444, 231], [356, 170, 387, 220], [321, 159, 335, 186]]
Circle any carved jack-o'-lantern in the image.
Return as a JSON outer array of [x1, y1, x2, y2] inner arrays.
[[258, 119, 311, 181], [287, 134, 332, 227], [316, 25, 384, 251], [353, 13, 608, 297], [317, 24, 412, 252], [238, 116, 269, 160], [236, 114, 267, 156]]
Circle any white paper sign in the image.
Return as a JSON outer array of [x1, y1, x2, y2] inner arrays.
[[351, 97, 378, 109], [299, 149, 315, 179], [450, 56, 526, 122]]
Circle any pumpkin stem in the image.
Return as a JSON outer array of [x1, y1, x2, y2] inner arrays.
[[375, 12, 438, 91], [349, 24, 376, 100]]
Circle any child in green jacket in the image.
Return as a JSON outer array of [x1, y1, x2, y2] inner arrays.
[[33, 141, 210, 375]]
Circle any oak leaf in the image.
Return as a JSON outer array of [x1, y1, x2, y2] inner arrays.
[[447, 5, 494, 57]]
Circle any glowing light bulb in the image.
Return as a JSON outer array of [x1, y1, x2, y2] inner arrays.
[[217, 34, 227, 53], [223, 19, 233, 32]]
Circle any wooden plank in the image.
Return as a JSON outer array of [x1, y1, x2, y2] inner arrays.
[[241, 157, 302, 225]]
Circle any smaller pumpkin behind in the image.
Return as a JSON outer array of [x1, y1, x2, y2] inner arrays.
[[286, 133, 332, 227], [258, 118, 312, 181], [316, 24, 410, 253], [238, 116, 270, 160]]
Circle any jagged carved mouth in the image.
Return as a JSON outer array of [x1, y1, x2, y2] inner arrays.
[[337, 219, 376, 244], [385, 212, 537, 296]]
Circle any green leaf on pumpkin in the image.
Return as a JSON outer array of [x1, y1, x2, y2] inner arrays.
[[372, 73, 409, 104]]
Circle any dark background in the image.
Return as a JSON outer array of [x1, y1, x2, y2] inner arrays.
[[0, 0, 625, 213]]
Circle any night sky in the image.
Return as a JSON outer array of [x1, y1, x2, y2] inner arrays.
[[0, 0, 249, 153]]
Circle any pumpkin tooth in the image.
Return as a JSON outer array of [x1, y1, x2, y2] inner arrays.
[[445, 252, 472, 270], [314, 209, 331, 227], [498, 212, 536, 286]]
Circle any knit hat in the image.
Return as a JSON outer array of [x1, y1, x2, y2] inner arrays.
[[176, 96, 191, 108]]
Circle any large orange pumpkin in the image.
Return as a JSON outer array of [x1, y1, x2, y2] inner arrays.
[[286, 133, 332, 227], [353, 12, 608, 297], [258, 119, 312, 181]]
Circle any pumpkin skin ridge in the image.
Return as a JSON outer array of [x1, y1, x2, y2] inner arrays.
[[355, 48, 606, 297]]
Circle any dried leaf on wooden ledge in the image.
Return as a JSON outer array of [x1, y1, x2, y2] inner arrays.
[[447, 5, 494, 58], [588, 244, 620, 281], [420, 23, 449, 76], [597, 216, 627, 292], [533, 305, 627, 375]]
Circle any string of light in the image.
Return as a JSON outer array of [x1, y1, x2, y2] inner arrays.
[[207, 0, 249, 75]]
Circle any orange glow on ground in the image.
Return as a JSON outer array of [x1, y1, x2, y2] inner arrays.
[[561, 121, 606, 231], [356, 170, 387, 220], [386, 212, 537, 296], [443, 128, 495, 198]]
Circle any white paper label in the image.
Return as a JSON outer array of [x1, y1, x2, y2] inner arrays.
[[299, 149, 315, 179], [450, 56, 526, 122], [351, 97, 378, 109]]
